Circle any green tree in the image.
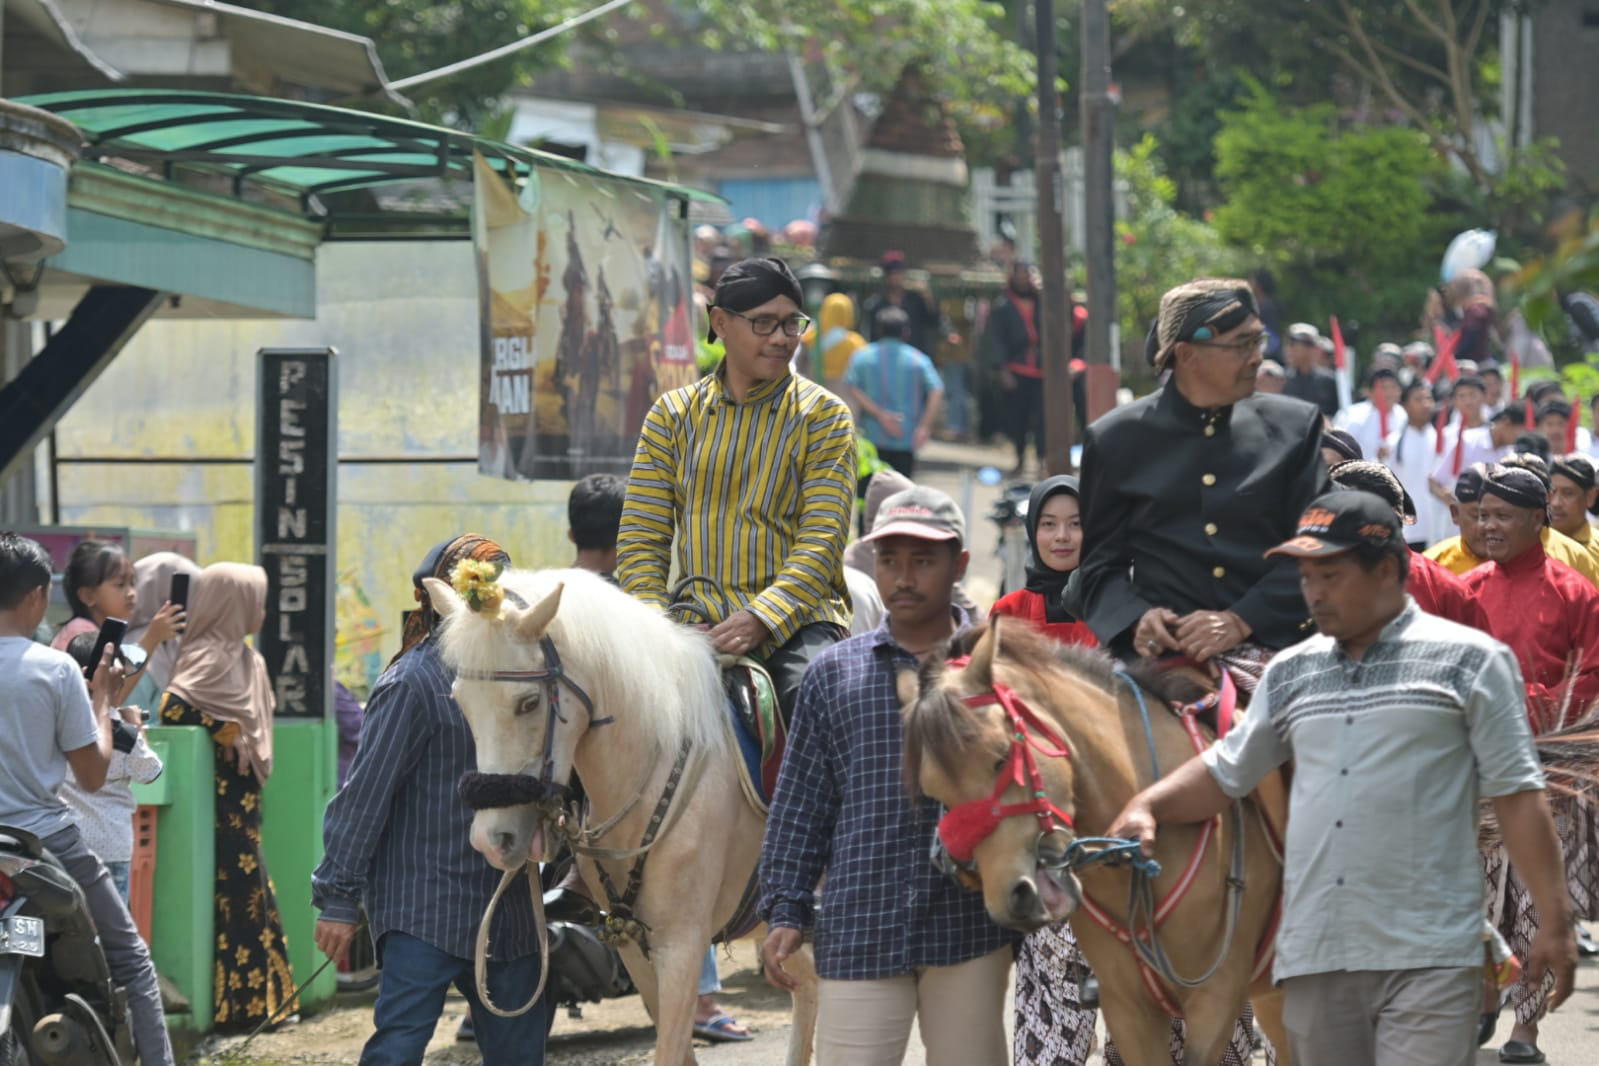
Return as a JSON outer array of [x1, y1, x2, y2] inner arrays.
[[234, 0, 588, 128], [683, 0, 1033, 162], [1211, 83, 1456, 336], [1112, 135, 1245, 358]]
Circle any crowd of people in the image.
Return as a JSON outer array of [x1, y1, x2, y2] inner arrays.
[[3, 253, 1595, 1066]]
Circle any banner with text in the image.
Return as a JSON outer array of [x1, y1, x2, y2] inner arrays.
[[474, 152, 696, 481]]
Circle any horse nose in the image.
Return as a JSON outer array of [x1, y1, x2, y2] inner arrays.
[[492, 830, 519, 856], [1009, 878, 1042, 922]]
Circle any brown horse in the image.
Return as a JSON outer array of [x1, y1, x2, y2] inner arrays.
[[900, 618, 1290, 1066]]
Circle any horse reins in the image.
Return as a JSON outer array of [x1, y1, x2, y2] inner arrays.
[[455, 631, 616, 1019]]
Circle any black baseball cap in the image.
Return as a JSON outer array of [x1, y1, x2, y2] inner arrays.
[[1265, 491, 1402, 559]]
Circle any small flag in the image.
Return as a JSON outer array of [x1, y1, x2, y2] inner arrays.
[[1330, 316, 1352, 411], [1435, 405, 1448, 454], [1427, 325, 1459, 384], [1452, 413, 1466, 476]]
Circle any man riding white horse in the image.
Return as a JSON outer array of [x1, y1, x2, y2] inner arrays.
[[616, 255, 856, 715]]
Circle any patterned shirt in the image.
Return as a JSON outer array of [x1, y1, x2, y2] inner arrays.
[[617, 366, 855, 650], [311, 639, 535, 960], [758, 610, 1018, 980], [1202, 601, 1544, 981]]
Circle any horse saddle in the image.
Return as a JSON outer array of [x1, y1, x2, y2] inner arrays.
[[722, 657, 786, 808]]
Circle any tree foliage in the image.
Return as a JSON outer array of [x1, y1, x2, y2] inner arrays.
[[1211, 84, 1456, 336], [234, 0, 588, 127], [682, 0, 1034, 129], [1112, 135, 1244, 358]]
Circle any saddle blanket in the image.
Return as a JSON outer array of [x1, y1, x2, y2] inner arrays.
[[723, 658, 785, 811]]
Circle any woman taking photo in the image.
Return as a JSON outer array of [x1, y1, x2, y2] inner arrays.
[[160, 562, 296, 1031]]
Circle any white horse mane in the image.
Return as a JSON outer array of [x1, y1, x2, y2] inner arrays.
[[437, 567, 730, 759]]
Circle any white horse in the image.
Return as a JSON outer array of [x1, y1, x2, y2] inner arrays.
[[425, 566, 817, 1066]]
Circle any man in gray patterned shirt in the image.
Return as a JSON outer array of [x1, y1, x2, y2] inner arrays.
[[1109, 490, 1575, 1066]]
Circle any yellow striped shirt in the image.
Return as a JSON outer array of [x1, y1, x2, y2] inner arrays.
[[617, 368, 856, 648]]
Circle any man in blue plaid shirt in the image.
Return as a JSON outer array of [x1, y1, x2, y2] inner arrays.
[[759, 486, 1016, 1065]]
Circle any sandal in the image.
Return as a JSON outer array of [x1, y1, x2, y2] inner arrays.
[[1499, 1040, 1546, 1064], [694, 1012, 754, 1043]]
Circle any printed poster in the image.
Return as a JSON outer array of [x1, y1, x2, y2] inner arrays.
[[474, 152, 697, 480]]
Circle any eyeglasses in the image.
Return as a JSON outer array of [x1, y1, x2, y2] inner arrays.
[[722, 310, 812, 337], [1192, 332, 1269, 356]]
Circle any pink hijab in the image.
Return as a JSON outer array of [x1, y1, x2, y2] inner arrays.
[[166, 563, 276, 782], [128, 552, 202, 692]]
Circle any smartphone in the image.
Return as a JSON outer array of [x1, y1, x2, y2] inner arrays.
[[86, 617, 128, 681], [169, 573, 191, 613]]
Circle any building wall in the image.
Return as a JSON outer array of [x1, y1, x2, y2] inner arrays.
[[50, 240, 573, 691], [1532, 0, 1599, 193]]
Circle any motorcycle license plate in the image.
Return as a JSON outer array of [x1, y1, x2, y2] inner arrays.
[[0, 916, 43, 957]]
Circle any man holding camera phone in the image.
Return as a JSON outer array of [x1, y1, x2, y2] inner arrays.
[[0, 533, 175, 1066]]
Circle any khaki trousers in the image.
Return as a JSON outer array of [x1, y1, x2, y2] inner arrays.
[[815, 947, 1012, 1066], [1281, 966, 1479, 1066]]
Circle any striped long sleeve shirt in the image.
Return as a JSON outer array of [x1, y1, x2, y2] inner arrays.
[[617, 368, 855, 648], [310, 639, 535, 960]]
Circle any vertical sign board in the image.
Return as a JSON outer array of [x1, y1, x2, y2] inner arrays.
[[256, 348, 336, 719]]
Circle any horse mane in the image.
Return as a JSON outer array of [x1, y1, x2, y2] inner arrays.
[[437, 567, 729, 758], [901, 620, 1173, 797]]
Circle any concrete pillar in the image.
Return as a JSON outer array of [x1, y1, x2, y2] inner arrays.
[[0, 318, 39, 525]]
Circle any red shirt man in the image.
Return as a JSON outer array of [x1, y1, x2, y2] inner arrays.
[[1462, 466, 1599, 733]]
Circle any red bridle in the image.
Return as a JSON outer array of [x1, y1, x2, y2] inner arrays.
[[935, 660, 1075, 864]]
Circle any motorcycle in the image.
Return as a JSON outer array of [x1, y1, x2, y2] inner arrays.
[[0, 827, 130, 1065], [986, 481, 1033, 597], [539, 855, 635, 1019]]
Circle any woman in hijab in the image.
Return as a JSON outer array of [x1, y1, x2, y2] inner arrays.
[[991, 475, 1097, 647], [985, 476, 1101, 1065], [159, 563, 296, 1031], [126, 552, 201, 710]]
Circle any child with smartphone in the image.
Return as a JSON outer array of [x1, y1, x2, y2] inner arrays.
[[54, 540, 186, 702], [59, 632, 165, 904]]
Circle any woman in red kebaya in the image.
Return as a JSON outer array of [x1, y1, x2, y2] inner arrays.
[[992, 476, 1105, 1066], [991, 475, 1098, 648]]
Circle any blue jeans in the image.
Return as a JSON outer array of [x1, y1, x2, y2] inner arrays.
[[105, 860, 131, 904], [700, 946, 720, 996], [361, 932, 550, 1066]]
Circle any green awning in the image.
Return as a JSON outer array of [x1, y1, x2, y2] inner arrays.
[[18, 89, 723, 212]]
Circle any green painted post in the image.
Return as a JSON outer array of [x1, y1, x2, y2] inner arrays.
[[259, 717, 337, 1012], [131, 726, 215, 1035]]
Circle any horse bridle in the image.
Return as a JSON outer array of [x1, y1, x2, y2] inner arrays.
[[455, 634, 614, 812], [935, 657, 1077, 870]]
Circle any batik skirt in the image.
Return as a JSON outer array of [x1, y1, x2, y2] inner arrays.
[[1014, 921, 1267, 1065], [159, 693, 299, 1030]]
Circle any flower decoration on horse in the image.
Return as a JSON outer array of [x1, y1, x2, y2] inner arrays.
[[452, 558, 507, 615]]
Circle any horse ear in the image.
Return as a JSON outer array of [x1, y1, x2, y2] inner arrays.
[[515, 582, 564, 641], [896, 668, 921, 709], [422, 577, 462, 618], [964, 617, 999, 687]]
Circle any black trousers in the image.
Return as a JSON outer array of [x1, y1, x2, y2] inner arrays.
[[763, 621, 848, 720], [1006, 375, 1045, 463], [877, 448, 916, 479]]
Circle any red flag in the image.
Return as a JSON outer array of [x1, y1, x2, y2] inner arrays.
[[1434, 405, 1448, 454], [1427, 325, 1459, 384], [1510, 350, 1520, 398], [1452, 413, 1466, 476], [1375, 380, 1391, 440], [1329, 316, 1346, 371]]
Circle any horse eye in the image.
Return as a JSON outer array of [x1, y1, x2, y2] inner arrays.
[[515, 693, 542, 717]]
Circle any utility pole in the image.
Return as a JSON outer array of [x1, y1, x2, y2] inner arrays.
[[1080, 0, 1118, 422], [1035, 0, 1074, 475]]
